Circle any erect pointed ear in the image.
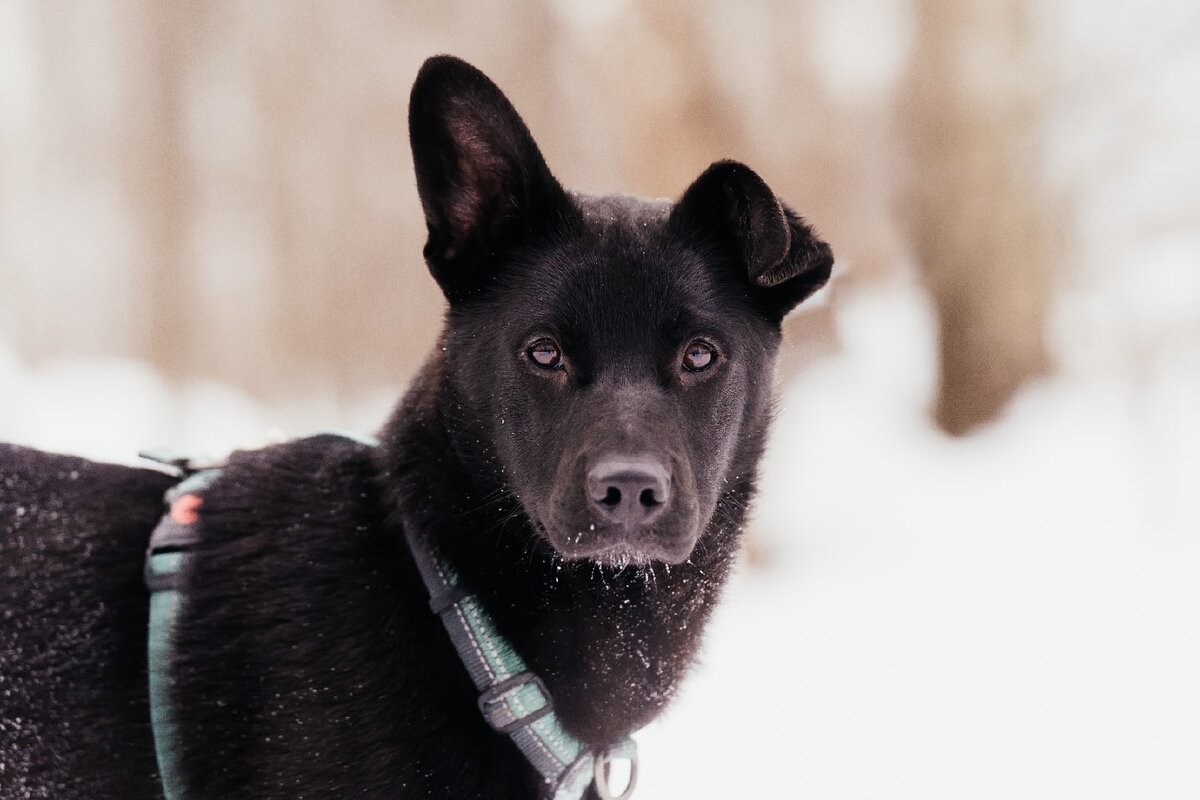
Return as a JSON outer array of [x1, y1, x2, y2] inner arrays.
[[670, 160, 834, 319], [408, 55, 573, 301]]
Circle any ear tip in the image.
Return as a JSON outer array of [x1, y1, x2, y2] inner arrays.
[[808, 242, 836, 283], [412, 55, 494, 103], [699, 159, 763, 183], [707, 158, 751, 170], [416, 54, 480, 80]]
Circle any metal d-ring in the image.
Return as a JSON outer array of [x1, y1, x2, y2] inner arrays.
[[593, 745, 638, 800]]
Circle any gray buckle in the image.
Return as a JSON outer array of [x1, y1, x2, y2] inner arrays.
[[477, 671, 554, 734]]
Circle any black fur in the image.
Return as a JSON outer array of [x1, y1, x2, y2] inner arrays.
[[0, 55, 832, 799], [0, 445, 173, 798]]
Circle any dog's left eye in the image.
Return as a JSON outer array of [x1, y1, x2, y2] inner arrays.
[[682, 340, 716, 372], [527, 338, 563, 370]]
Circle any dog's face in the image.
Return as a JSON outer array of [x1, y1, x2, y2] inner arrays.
[[409, 57, 832, 566]]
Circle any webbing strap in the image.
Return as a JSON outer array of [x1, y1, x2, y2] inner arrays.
[[404, 527, 637, 800], [144, 468, 222, 800]]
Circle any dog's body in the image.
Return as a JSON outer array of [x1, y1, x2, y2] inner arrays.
[[0, 57, 832, 799]]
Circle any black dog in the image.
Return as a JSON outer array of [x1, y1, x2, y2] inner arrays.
[[0, 56, 832, 799]]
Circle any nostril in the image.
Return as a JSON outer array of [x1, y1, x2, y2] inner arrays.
[[587, 457, 672, 523], [638, 488, 661, 508]]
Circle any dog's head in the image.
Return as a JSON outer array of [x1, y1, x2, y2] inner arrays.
[[409, 56, 832, 566]]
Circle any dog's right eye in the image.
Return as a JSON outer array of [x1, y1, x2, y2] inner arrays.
[[682, 340, 716, 372], [527, 338, 563, 370]]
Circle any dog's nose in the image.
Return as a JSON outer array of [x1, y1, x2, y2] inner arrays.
[[587, 457, 671, 526]]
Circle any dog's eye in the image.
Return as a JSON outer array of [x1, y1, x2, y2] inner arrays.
[[682, 340, 716, 372], [528, 338, 563, 370]]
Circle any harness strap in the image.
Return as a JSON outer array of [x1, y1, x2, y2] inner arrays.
[[403, 528, 638, 800], [144, 466, 222, 800]]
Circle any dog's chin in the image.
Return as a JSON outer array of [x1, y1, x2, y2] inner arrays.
[[580, 543, 658, 569], [537, 520, 699, 567]]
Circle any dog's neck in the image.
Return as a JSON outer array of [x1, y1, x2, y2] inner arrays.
[[376, 359, 754, 747]]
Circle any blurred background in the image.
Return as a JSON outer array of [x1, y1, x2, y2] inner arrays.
[[2, 1, 1198, 797]]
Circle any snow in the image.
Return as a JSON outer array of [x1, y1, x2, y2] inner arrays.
[[0, 337, 397, 466], [2, 275, 1197, 797]]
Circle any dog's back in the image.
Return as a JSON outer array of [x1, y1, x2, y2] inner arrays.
[[1, 444, 173, 799]]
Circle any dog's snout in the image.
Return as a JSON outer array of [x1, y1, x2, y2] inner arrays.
[[587, 457, 671, 526]]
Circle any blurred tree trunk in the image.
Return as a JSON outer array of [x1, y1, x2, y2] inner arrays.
[[903, 1, 1057, 435], [121, 0, 195, 380]]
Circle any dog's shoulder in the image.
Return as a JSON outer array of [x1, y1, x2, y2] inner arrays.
[[194, 434, 382, 543], [182, 433, 393, 598]]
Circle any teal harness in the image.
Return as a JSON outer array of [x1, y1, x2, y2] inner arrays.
[[141, 438, 638, 800]]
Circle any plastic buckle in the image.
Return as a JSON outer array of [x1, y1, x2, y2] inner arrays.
[[143, 544, 184, 593], [477, 671, 555, 734]]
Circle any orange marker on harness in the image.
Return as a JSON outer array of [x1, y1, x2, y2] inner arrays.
[[169, 494, 202, 525]]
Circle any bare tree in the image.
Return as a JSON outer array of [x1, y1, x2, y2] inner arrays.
[[903, 1, 1059, 435], [118, 0, 196, 380]]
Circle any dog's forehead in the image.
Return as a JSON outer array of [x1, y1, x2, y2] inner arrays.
[[511, 193, 730, 331], [575, 196, 678, 286]]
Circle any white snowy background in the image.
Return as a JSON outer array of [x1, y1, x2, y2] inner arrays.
[[3, 1, 1199, 798]]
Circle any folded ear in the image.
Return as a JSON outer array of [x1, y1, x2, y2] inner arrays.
[[670, 160, 834, 319], [408, 55, 573, 301]]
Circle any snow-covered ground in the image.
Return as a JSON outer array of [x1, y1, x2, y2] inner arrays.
[[2, 275, 1198, 798]]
